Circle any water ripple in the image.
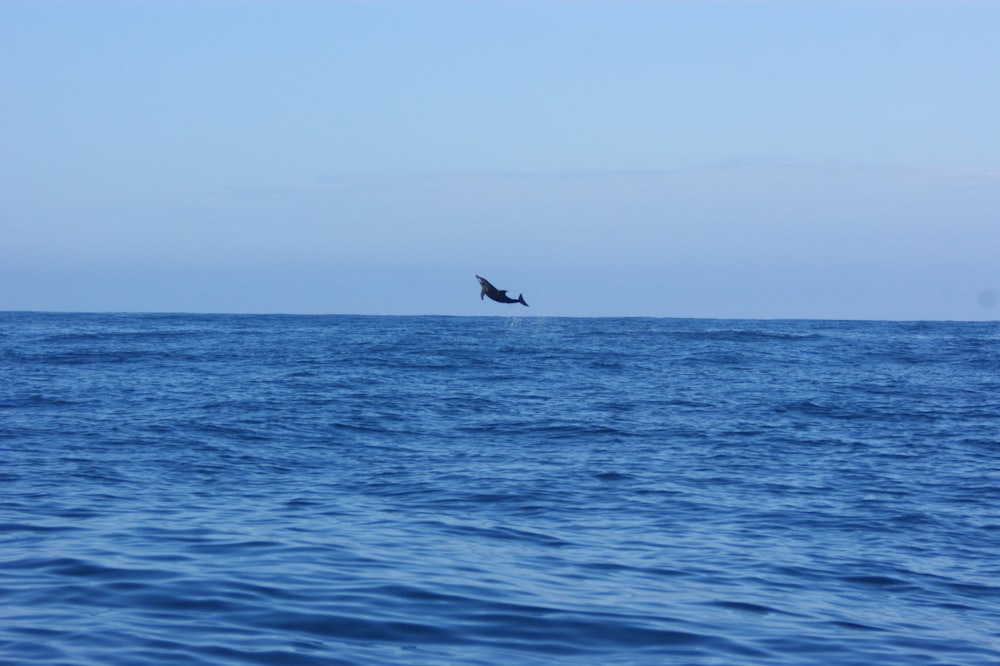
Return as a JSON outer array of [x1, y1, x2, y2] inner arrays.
[[2, 313, 1000, 664]]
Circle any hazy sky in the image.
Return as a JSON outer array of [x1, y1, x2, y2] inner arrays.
[[2, 1, 998, 319]]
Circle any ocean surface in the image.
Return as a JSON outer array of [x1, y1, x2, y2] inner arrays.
[[2, 312, 999, 665]]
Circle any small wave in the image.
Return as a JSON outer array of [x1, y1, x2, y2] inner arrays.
[[593, 471, 631, 481], [0, 522, 85, 534], [703, 600, 797, 617], [668, 328, 827, 343]]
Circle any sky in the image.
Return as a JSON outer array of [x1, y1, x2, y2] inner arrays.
[[2, 0, 998, 319]]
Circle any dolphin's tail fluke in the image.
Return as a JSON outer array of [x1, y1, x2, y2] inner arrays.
[[518, 293, 528, 307]]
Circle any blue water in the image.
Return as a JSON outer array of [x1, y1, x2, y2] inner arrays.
[[2, 312, 999, 665]]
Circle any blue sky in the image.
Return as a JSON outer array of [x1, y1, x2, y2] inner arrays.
[[2, 1, 998, 319]]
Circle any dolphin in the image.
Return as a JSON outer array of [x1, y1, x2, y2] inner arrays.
[[476, 275, 528, 306]]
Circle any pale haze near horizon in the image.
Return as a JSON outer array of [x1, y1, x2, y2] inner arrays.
[[2, 1, 998, 320]]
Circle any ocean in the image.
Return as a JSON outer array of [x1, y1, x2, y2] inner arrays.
[[2, 312, 999, 665]]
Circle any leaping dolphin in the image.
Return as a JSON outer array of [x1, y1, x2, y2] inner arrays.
[[476, 275, 528, 306]]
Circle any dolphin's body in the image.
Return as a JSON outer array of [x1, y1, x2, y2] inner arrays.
[[476, 275, 528, 306]]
